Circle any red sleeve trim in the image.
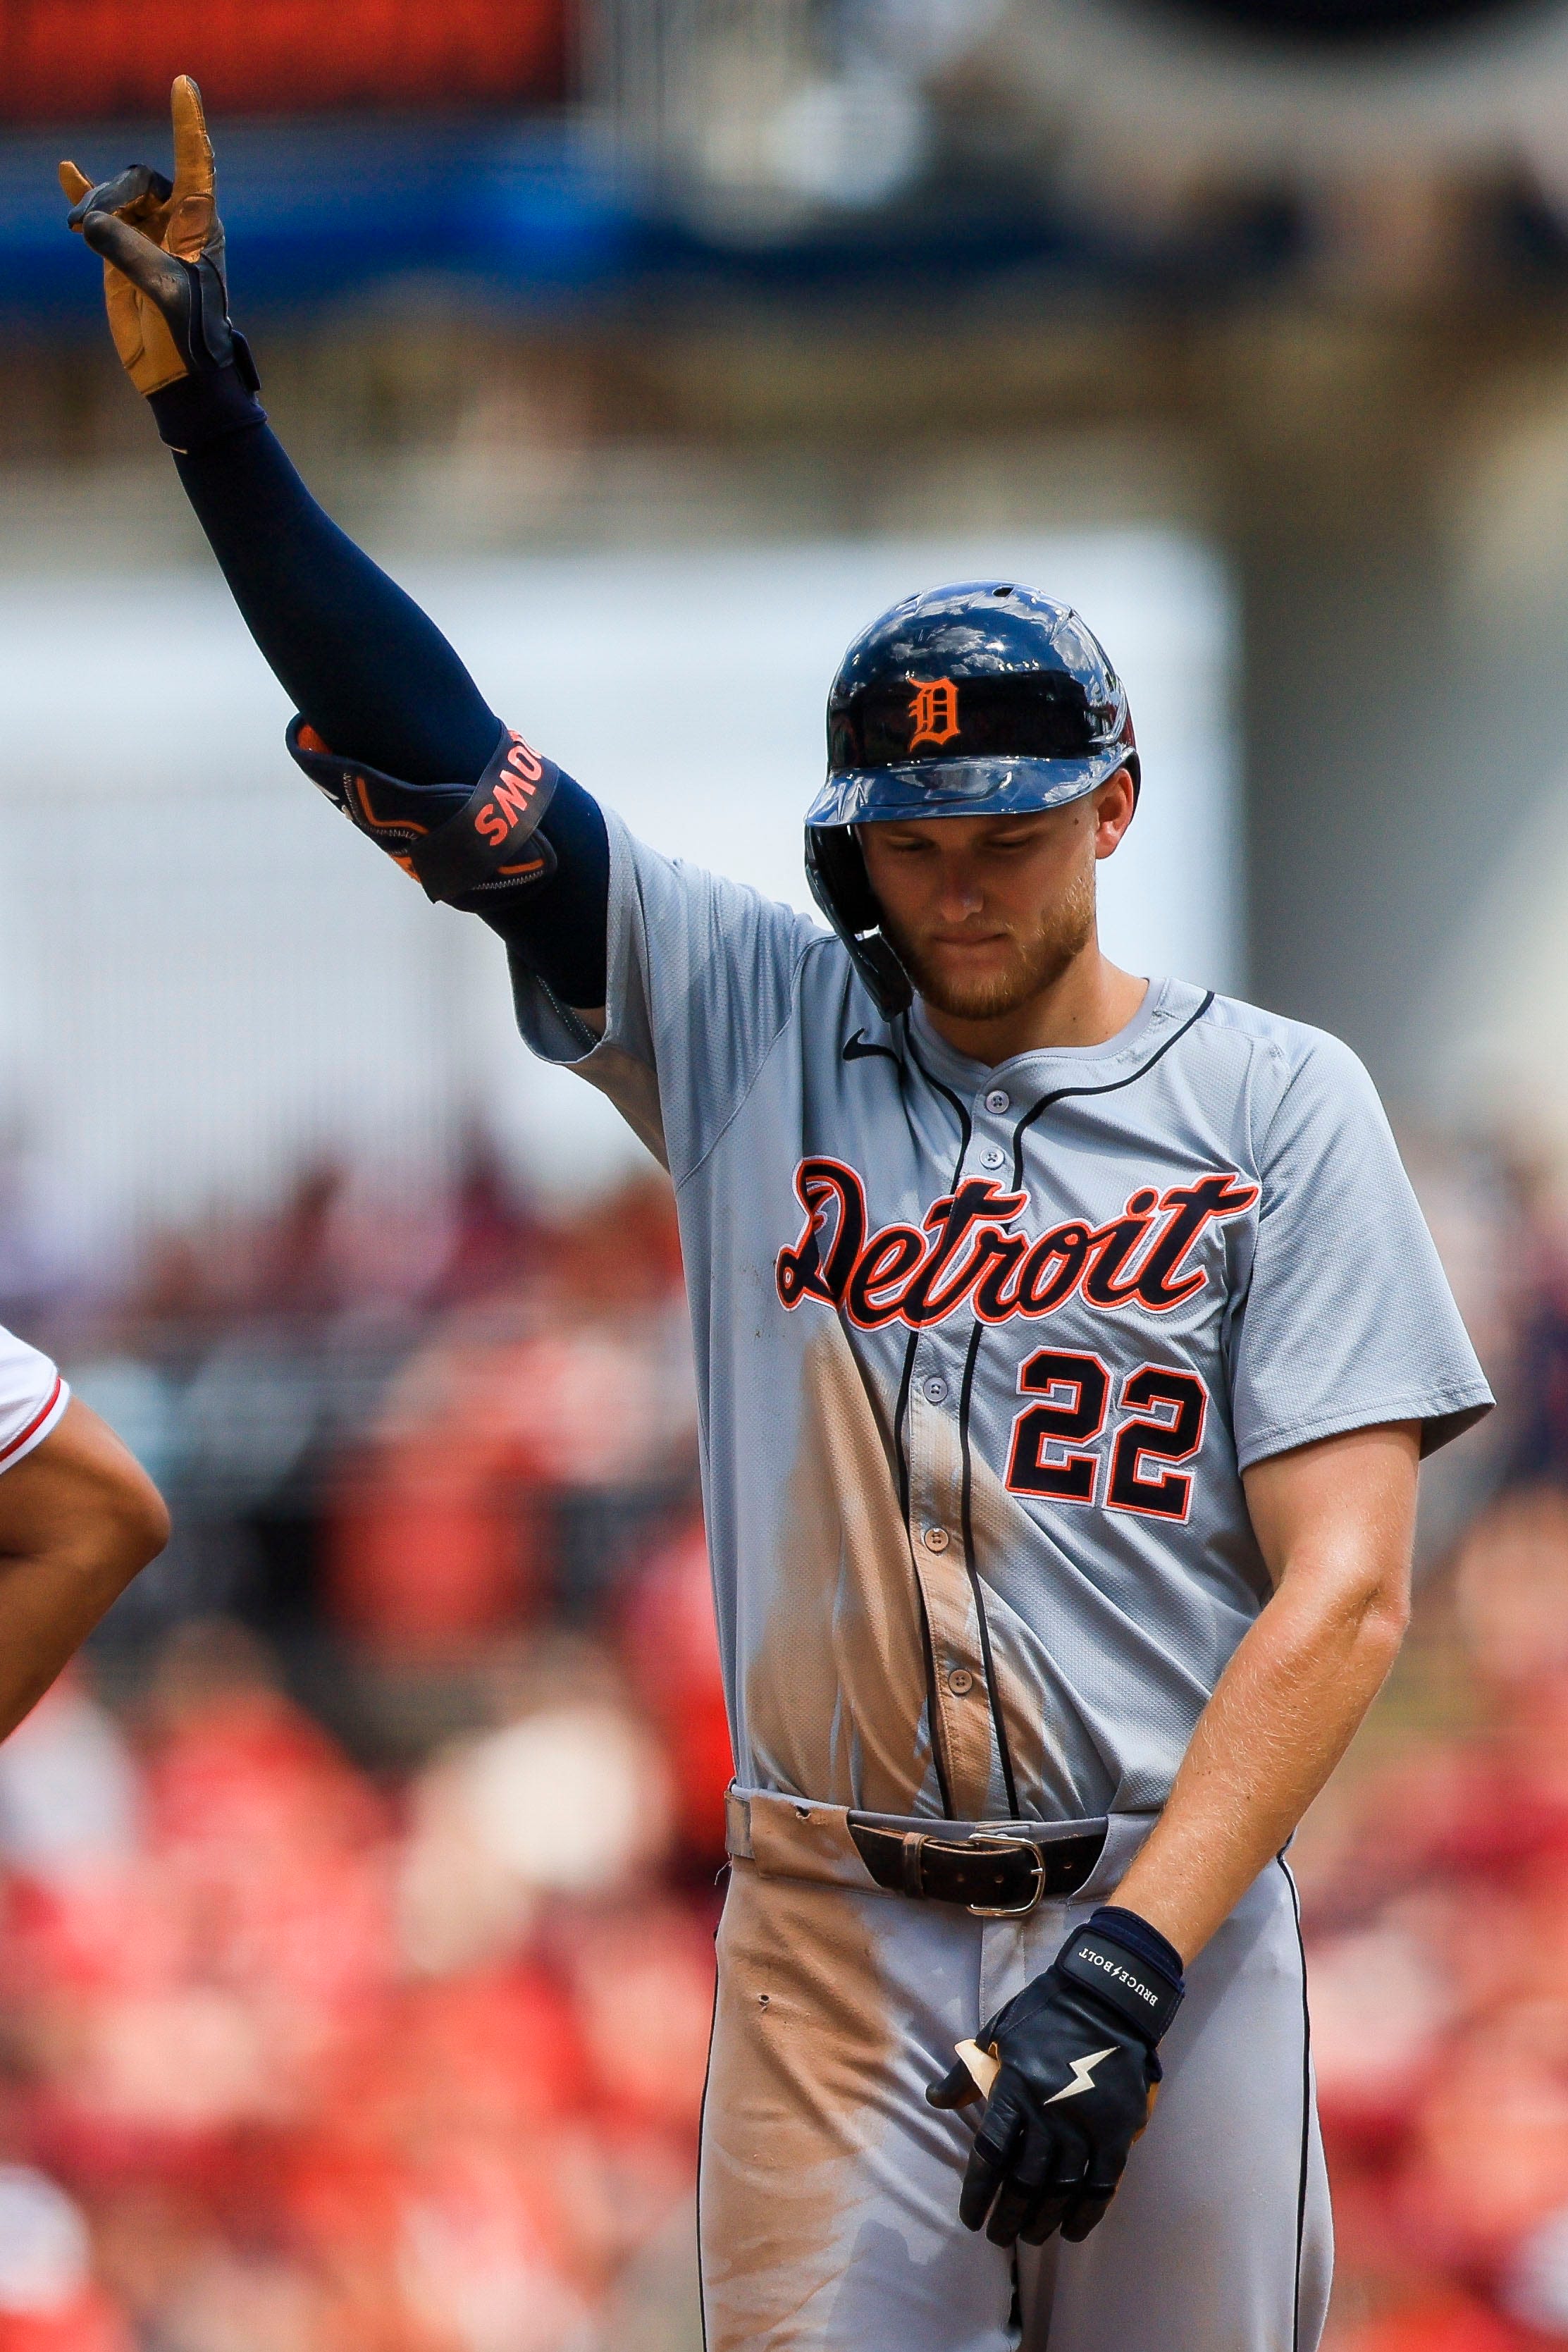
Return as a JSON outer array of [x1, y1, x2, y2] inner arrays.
[[0, 1375, 63, 1468]]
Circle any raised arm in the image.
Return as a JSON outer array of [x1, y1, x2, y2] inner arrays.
[[60, 80, 608, 1021]]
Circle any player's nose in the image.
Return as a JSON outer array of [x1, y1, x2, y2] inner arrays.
[[932, 866, 987, 921]]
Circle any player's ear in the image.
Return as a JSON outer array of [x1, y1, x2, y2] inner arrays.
[[1092, 769, 1137, 861]]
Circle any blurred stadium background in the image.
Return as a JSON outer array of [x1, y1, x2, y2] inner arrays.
[[2, 0, 1568, 2345]]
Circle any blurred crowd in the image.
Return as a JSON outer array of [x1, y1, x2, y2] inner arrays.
[[1298, 1154, 1568, 2349], [0, 1152, 724, 2352], [5, 1131, 1568, 2345]]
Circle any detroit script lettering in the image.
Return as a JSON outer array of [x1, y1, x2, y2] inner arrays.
[[774, 1159, 1258, 1331]]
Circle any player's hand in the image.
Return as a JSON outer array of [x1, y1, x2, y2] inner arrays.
[[58, 77, 256, 398], [927, 1918, 1181, 2248]]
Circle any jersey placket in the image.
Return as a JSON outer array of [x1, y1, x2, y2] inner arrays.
[[903, 1363, 992, 1818], [899, 1076, 1020, 1823]]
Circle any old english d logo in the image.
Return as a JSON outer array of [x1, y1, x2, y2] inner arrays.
[[908, 677, 961, 749]]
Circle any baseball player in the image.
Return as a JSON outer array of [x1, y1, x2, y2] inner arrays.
[[59, 85, 1493, 2351]]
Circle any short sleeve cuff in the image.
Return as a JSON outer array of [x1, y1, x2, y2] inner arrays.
[[1235, 1379, 1495, 1474], [0, 1373, 69, 1474], [506, 811, 670, 1169]]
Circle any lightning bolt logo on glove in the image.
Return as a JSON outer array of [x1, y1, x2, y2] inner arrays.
[[1046, 2048, 1118, 2105]]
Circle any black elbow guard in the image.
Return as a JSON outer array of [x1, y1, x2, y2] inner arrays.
[[287, 715, 561, 904]]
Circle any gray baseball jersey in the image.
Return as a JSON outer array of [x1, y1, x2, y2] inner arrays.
[[512, 809, 1491, 2352], [514, 812, 1491, 1838]]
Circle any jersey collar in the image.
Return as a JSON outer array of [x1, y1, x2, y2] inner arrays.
[[903, 975, 1192, 1100]]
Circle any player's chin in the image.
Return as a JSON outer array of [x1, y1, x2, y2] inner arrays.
[[909, 952, 1036, 1023]]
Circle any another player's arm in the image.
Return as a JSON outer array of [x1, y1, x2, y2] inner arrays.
[[0, 1400, 168, 1739], [1111, 1416, 1417, 1960], [58, 81, 609, 1028]]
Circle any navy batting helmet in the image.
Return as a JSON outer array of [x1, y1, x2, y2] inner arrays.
[[804, 580, 1139, 1019]]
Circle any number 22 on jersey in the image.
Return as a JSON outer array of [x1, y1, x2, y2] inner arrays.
[[1006, 1351, 1209, 1524]]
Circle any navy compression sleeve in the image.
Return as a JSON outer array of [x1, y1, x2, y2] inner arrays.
[[149, 367, 610, 1008]]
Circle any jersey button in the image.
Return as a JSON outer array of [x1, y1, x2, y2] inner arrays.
[[980, 1145, 1006, 1170], [922, 1526, 951, 1553], [947, 1668, 974, 1695], [984, 1089, 1011, 1114], [923, 1376, 949, 1405]]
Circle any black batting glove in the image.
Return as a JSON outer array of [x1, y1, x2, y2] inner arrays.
[[927, 1907, 1183, 2248]]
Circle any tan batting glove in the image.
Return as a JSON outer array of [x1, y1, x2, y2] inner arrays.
[[58, 77, 253, 399]]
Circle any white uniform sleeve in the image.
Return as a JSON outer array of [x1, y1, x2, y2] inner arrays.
[[0, 1324, 68, 1475], [508, 808, 823, 1185], [1229, 1032, 1493, 1471]]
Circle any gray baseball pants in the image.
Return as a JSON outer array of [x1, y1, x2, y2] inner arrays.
[[699, 1792, 1331, 2352]]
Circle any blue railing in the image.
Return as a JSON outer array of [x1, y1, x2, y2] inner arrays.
[[0, 116, 1300, 318]]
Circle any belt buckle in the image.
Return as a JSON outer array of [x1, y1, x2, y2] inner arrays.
[[963, 1835, 1046, 1919]]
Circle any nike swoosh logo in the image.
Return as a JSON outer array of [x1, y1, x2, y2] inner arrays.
[[1044, 2047, 1118, 2105], [844, 1030, 901, 1065]]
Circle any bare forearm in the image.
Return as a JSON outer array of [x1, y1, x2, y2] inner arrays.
[[0, 1543, 146, 1738], [1113, 1572, 1404, 1960], [1112, 1420, 1419, 1963], [0, 1400, 168, 1740]]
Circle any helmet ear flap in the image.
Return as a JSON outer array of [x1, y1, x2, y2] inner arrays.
[[803, 825, 913, 1021]]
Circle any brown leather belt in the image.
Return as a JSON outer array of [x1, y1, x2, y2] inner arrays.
[[848, 1819, 1106, 1919]]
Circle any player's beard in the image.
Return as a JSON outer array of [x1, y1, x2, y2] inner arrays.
[[884, 862, 1098, 1022]]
